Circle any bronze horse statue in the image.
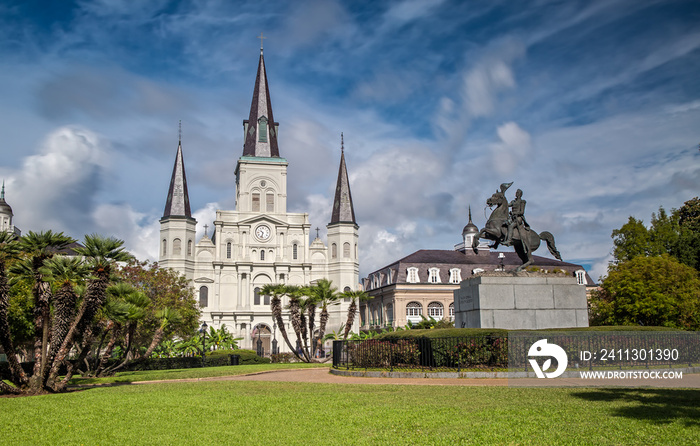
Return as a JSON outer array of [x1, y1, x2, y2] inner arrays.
[[472, 189, 562, 271]]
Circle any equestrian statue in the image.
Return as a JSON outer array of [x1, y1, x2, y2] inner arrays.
[[472, 182, 562, 271]]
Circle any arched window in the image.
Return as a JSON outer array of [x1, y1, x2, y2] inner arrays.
[[331, 243, 337, 259], [173, 238, 182, 255], [386, 304, 394, 327], [199, 286, 208, 308], [266, 192, 274, 212], [293, 243, 298, 260], [260, 250, 265, 261], [428, 302, 444, 319], [343, 242, 350, 258], [406, 302, 422, 323], [226, 242, 232, 259], [187, 240, 193, 256], [449, 302, 455, 321], [162, 239, 167, 256], [254, 287, 261, 305], [252, 192, 260, 212]]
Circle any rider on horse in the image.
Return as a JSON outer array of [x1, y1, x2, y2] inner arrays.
[[503, 189, 529, 247]]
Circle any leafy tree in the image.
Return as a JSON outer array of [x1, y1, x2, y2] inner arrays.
[[308, 279, 339, 357], [612, 216, 652, 262], [116, 260, 200, 345], [590, 255, 700, 330], [611, 198, 700, 271]]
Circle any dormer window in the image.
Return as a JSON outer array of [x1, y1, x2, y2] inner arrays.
[[258, 116, 268, 143], [575, 269, 587, 285], [428, 267, 441, 283], [406, 267, 419, 283], [449, 268, 462, 284]]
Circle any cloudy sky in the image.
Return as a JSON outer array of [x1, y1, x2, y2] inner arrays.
[[1, 0, 698, 281]]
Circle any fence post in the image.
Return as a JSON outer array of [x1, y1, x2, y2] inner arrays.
[[332, 340, 341, 368]]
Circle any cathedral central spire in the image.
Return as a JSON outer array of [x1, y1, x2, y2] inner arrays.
[[242, 47, 280, 158]]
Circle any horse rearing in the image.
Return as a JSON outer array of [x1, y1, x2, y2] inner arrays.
[[472, 190, 562, 271]]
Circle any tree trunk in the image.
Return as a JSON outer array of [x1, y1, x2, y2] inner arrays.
[[94, 324, 121, 377], [343, 299, 357, 340], [271, 296, 301, 361], [47, 268, 110, 387], [141, 327, 164, 359], [289, 297, 310, 362], [318, 307, 329, 356]]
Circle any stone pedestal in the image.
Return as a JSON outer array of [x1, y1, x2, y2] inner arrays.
[[453, 273, 589, 330]]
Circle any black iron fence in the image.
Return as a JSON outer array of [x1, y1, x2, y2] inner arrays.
[[332, 332, 700, 373], [333, 336, 509, 372]]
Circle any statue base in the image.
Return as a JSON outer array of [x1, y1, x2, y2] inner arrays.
[[453, 272, 589, 330]]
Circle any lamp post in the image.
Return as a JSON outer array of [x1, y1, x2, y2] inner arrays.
[[256, 324, 263, 357], [199, 321, 208, 365], [272, 321, 278, 355]]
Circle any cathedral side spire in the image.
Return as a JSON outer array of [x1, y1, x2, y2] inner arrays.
[[330, 134, 356, 225], [163, 134, 193, 219], [242, 46, 280, 158]]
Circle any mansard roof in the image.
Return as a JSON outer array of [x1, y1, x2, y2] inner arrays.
[[242, 49, 280, 158], [366, 249, 595, 286], [163, 141, 193, 219], [329, 135, 356, 226]]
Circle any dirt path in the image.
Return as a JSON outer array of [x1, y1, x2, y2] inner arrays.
[[133, 367, 700, 388]]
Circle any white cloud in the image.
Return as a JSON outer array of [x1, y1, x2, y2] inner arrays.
[[193, 202, 219, 241], [92, 203, 159, 261], [489, 122, 532, 176], [10, 126, 107, 235]]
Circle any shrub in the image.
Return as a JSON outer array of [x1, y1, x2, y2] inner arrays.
[[270, 353, 296, 363]]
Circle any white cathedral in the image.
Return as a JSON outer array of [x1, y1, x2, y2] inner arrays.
[[158, 48, 360, 353]]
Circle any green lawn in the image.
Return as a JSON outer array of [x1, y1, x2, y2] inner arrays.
[[67, 362, 328, 385], [1, 370, 698, 445]]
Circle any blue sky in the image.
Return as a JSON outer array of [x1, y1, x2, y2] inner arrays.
[[0, 0, 698, 281]]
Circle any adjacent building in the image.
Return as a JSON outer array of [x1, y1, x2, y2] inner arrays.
[[361, 209, 594, 329]]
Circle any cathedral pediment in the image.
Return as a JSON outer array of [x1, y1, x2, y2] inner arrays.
[[238, 214, 288, 227]]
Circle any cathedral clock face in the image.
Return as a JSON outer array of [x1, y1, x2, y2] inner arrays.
[[255, 224, 271, 241]]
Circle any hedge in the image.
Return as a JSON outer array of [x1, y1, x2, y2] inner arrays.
[[375, 326, 684, 341]]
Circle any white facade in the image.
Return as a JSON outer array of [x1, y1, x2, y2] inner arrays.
[[159, 50, 359, 353]]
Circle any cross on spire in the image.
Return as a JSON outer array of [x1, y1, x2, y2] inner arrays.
[[204, 224, 209, 237], [315, 227, 320, 238], [178, 120, 182, 144], [258, 32, 266, 52]]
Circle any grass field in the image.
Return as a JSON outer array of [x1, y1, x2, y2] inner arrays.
[[2, 367, 698, 445], [67, 362, 329, 385]]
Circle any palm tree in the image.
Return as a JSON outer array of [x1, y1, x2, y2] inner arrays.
[[17, 230, 74, 389], [309, 279, 339, 356], [100, 286, 149, 375], [262, 284, 301, 361], [0, 232, 26, 394], [341, 289, 370, 340], [49, 234, 132, 391], [40, 256, 88, 382], [142, 307, 182, 358], [285, 285, 310, 362]]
